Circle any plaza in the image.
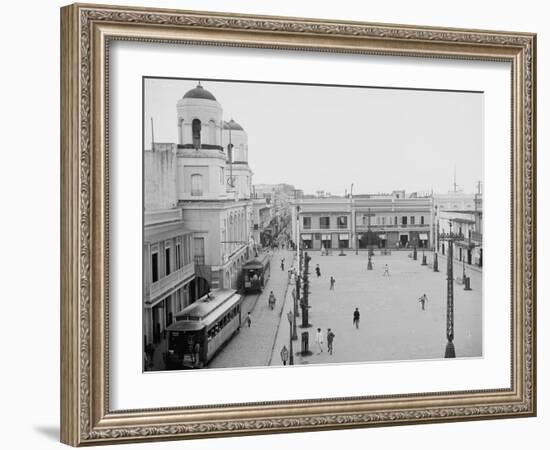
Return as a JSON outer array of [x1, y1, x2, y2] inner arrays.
[[207, 249, 482, 369]]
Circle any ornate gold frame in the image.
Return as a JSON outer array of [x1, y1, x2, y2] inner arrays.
[[60, 3, 536, 446]]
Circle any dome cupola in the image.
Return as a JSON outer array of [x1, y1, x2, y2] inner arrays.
[[182, 82, 217, 101]]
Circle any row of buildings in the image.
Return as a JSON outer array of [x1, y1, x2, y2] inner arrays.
[[143, 83, 273, 346], [291, 190, 483, 266]]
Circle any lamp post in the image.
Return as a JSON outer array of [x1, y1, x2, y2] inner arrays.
[[364, 208, 375, 270], [438, 220, 465, 358], [287, 310, 294, 365], [421, 242, 427, 265]]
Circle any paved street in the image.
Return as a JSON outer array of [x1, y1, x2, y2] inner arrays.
[[271, 250, 482, 367], [207, 249, 295, 369]]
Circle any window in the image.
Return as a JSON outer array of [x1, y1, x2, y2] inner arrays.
[[395, 216, 398, 226], [402, 216, 408, 226], [184, 236, 191, 264], [192, 118, 201, 148], [381, 217, 386, 225], [175, 242, 182, 269], [410, 216, 415, 225], [191, 174, 203, 196], [320, 216, 330, 229], [421, 216, 425, 225], [220, 167, 224, 185], [165, 247, 171, 276], [194, 237, 205, 265], [302, 217, 311, 229], [209, 120, 216, 145], [362, 216, 367, 226], [337, 216, 348, 229], [151, 253, 159, 283]]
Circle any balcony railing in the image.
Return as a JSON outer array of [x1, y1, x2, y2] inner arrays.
[[149, 263, 195, 303]]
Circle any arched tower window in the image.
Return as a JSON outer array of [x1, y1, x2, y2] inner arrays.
[[191, 174, 203, 196], [192, 119, 201, 149], [208, 120, 216, 145]]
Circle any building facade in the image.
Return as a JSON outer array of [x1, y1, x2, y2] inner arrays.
[[143, 146, 196, 347], [433, 192, 483, 267], [291, 193, 434, 251], [145, 82, 265, 313]]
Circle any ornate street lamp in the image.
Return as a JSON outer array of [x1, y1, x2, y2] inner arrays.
[[287, 310, 295, 365], [438, 220, 465, 358]]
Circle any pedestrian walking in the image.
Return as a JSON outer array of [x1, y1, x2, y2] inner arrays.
[[280, 345, 289, 365], [383, 264, 390, 276], [353, 307, 360, 329], [330, 276, 335, 290], [327, 328, 335, 355], [268, 291, 276, 309], [315, 264, 321, 277], [315, 328, 324, 354], [281, 258, 285, 271], [246, 311, 252, 327], [418, 293, 428, 311]]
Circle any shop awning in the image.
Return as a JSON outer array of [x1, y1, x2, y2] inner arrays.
[[419, 233, 428, 240], [339, 233, 349, 240], [301, 234, 312, 240]]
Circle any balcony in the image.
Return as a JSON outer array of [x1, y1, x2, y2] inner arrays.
[[471, 231, 483, 243], [148, 263, 195, 304]]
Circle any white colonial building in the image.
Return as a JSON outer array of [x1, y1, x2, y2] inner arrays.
[[291, 192, 434, 251], [144, 82, 263, 320], [143, 146, 196, 347]]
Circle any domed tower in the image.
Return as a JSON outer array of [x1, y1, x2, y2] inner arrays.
[[176, 83, 229, 201], [176, 82, 223, 149], [223, 119, 252, 200]]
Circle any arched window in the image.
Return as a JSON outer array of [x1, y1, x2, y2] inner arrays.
[[208, 120, 216, 145], [192, 119, 201, 148], [191, 174, 203, 196]]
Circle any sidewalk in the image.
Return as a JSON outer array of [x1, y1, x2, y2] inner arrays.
[[208, 250, 295, 369]]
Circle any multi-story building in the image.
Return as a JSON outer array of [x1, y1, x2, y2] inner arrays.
[[438, 204, 483, 268], [145, 83, 260, 307], [291, 192, 434, 251], [432, 191, 483, 267], [143, 147, 196, 347], [251, 197, 272, 249]]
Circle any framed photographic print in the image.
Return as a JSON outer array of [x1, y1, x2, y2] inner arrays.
[[60, 3, 537, 446]]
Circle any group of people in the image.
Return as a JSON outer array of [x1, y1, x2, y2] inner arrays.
[[314, 327, 336, 355]]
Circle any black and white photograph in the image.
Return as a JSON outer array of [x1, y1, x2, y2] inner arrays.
[[142, 77, 484, 371]]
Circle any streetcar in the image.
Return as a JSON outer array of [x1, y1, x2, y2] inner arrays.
[[164, 289, 244, 369], [242, 253, 271, 293]]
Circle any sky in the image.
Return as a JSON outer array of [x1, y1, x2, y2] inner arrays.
[[144, 78, 483, 196]]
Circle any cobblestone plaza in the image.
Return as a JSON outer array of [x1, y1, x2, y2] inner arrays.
[[208, 250, 482, 369]]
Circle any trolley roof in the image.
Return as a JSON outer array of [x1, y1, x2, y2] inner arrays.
[[242, 253, 270, 270], [168, 289, 242, 331]]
